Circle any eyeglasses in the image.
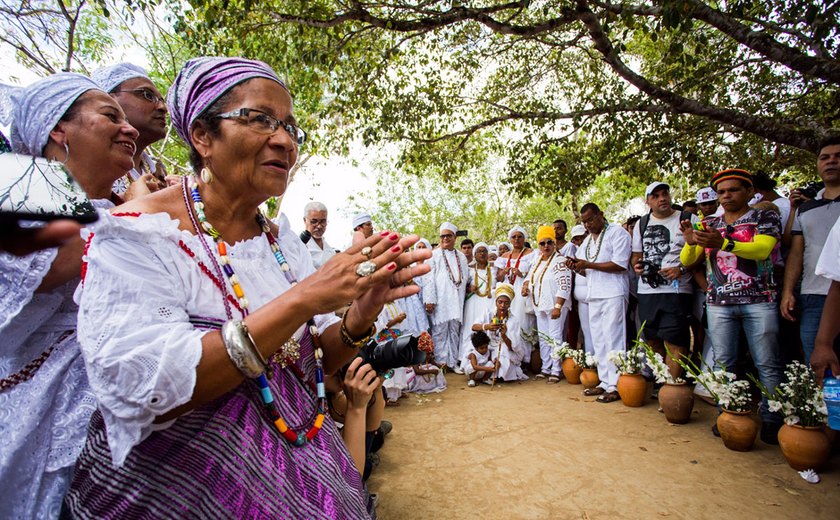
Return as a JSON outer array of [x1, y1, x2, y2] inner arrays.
[[114, 88, 165, 105], [214, 108, 307, 145], [538, 240, 554, 246], [440, 234, 454, 239]]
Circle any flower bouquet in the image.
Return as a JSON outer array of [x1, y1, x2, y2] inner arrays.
[[640, 343, 685, 384]]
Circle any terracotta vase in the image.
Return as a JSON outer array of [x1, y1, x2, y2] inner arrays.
[[777, 424, 831, 471], [716, 409, 758, 452], [658, 382, 695, 424], [616, 373, 646, 407], [562, 358, 582, 384], [580, 368, 600, 389]]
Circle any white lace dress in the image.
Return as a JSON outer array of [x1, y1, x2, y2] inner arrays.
[[0, 201, 111, 519]]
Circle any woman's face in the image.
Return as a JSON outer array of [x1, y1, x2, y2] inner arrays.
[[510, 232, 525, 249], [197, 79, 299, 202], [56, 90, 138, 179], [474, 246, 488, 265], [497, 244, 510, 256]]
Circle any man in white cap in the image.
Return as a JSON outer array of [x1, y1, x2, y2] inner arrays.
[[91, 63, 168, 194], [631, 182, 697, 381], [351, 211, 373, 245], [570, 225, 587, 247], [696, 187, 720, 217], [424, 222, 471, 370], [301, 201, 335, 269]]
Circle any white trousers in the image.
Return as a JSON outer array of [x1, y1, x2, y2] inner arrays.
[[577, 300, 594, 355], [432, 319, 462, 368], [589, 296, 627, 392], [536, 308, 566, 376]]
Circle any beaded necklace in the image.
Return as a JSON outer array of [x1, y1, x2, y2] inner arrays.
[[183, 176, 326, 447], [473, 263, 492, 298], [505, 249, 525, 284], [584, 223, 609, 262], [441, 249, 463, 286], [529, 252, 556, 306]]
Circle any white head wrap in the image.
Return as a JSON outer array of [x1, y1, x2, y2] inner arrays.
[[352, 212, 372, 228], [571, 225, 586, 238], [439, 222, 457, 234], [91, 63, 150, 93], [488, 245, 498, 253], [473, 241, 488, 253], [3, 72, 101, 157], [498, 241, 512, 251], [508, 225, 527, 240], [415, 238, 432, 250]]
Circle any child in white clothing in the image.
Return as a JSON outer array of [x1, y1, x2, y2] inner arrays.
[[407, 332, 447, 393], [461, 330, 498, 387]]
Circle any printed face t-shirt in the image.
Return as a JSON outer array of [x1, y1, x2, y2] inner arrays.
[[632, 211, 697, 294], [703, 209, 781, 305]]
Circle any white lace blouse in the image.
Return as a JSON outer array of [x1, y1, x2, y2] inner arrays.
[[75, 211, 338, 466]]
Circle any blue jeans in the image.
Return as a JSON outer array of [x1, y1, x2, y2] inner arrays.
[[799, 294, 826, 363], [706, 302, 783, 424]]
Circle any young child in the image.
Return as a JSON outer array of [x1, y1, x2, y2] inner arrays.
[[461, 330, 498, 387], [407, 332, 447, 394], [375, 300, 410, 405]]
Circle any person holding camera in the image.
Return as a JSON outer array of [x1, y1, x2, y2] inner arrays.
[[680, 169, 784, 443], [631, 182, 697, 380], [299, 201, 336, 269], [781, 136, 840, 363]]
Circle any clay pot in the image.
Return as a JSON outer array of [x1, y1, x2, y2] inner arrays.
[[716, 409, 758, 452], [617, 373, 646, 407], [658, 382, 695, 424], [580, 368, 600, 389], [777, 424, 831, 471], [562, 358, 582, 384]]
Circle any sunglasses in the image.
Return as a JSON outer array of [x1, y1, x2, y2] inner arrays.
[[538, 240, 554, 246], [440, 234, 454, 239]]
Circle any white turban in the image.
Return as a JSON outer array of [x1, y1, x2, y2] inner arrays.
[[508, 225, 527, 240], [499, 241, 512, 250], [91, 62, 150, 93], [474, 241, 489, 253], [3, 72, 101, 157], [439, 222, 457, 234], [352, 212, 372, 229], [488, 245, 498, 253], [415, 238, 432, 250]]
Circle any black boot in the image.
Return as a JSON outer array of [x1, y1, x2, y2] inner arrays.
[[760, 421, 782, 445]]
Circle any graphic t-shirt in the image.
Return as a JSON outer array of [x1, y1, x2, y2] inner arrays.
[[703, 209, 781, 305], [632, 211, 697, 294]]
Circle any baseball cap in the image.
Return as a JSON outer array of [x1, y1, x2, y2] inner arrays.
[[696, 187, 718, 203], [571, 225, 586, 238], [645, 181, 670, 198]]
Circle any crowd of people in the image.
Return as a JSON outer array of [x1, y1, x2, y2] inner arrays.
[[0, 55, 838, 520]]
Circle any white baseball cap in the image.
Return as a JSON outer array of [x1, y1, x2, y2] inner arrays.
[[645, 181, 670, 198], [571, 225, 586, 238], [696, 187, 718, 203]]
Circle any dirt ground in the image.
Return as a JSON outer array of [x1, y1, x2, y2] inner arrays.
[[368, 373, 840, 520]]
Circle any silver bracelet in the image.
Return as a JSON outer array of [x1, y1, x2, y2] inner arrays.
[[221, 320, 268, 379]]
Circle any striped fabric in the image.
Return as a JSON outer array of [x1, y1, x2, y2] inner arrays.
[[64, 331, 370, 519]]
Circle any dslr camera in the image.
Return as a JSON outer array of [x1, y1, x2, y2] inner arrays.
[[638, 259, 667, 289], [356, 333, 425, 375], [799, 181, 824, 200]]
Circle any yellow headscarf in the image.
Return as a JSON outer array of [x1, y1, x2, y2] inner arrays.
[[536, 225, 555, 244], [495, 283, 515, 301]]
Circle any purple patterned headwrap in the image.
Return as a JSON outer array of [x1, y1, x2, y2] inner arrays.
[[166, 57, 287, 145]]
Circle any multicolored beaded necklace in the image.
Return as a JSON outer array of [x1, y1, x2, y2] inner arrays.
[[529, 251, 556, 306], [584, 223, 609, 262], [183, 175, 327, 447], [442, 249, 463, 286]]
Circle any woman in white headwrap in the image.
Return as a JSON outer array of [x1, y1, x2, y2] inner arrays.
[[458, 242, 496, 365], [0, 72, 139, 519], [471, 284, 529, 382], [494, 225, 536, 360]]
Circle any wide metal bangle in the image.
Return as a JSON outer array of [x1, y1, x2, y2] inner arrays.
[[339, 310, 376, 349], [221, 320, 267, 379]]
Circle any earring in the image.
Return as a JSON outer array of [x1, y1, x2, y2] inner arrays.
[[200, 166, 213, 184], [52, 142, 70, 164]]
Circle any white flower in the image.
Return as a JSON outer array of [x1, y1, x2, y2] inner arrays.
[[784, 415, 801, 426], [768, 400, 783, 413]]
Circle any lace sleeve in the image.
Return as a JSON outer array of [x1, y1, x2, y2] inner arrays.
[[0, 248, 58, 331], [76, 216, 204, 466]]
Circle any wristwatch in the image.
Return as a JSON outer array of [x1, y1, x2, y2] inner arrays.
[[723, 239, 736, 252]]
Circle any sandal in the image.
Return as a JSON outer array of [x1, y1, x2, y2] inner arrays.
[[583, 387, 605, 396], [534, 373, 547, 380], [596, 391, 621, 403], [547, 376, 561, 384]]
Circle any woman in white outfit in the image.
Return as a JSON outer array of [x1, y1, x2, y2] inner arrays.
[[458, 242, 496, 367]]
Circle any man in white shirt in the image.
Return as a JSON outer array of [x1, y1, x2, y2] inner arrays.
[[567, 203, 631, 402], [301, 201, 335, 269], [631, 182, 697, 379], [351, 212, 374, 246], [424, 222, 471, 369]]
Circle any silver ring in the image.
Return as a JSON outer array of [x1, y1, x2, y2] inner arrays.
[[355, 260, 377, 277], [361, 246, 373, 259]]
